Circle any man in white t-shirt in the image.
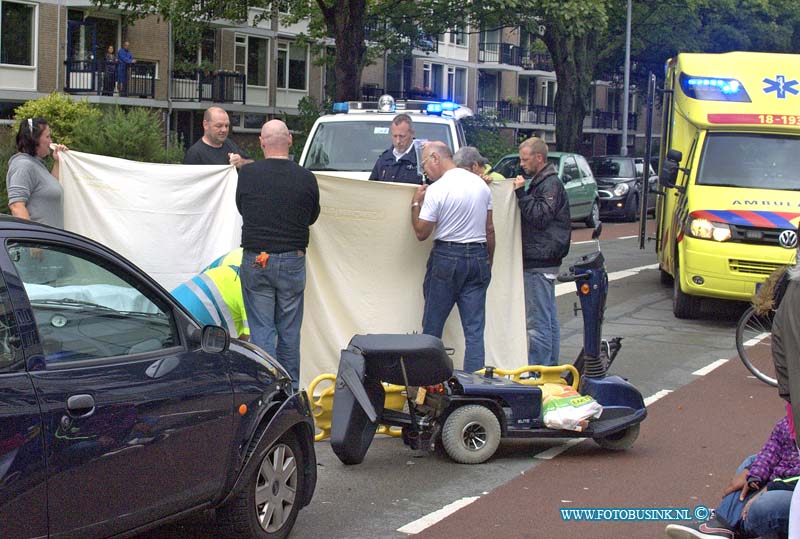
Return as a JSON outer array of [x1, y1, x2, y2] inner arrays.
[[410, 141, 495, 372]]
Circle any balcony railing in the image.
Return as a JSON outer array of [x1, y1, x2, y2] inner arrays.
[[64, 60, 156, 99], [170, 70, 246, 103], [476, 101, 556, 125], [591, 110, 638, 130], [478, 42, 520, 66], [519, 51, 553, 71]]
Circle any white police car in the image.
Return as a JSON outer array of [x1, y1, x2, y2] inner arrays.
[[299, 95, 472, 180]]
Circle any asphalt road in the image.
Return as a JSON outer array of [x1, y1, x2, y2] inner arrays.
[[141, 218, 766, 539]]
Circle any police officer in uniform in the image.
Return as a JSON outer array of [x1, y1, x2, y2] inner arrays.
[[369, 113, 423, 184]]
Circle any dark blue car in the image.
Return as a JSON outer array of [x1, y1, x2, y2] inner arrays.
[[0, 216, 316, 539]]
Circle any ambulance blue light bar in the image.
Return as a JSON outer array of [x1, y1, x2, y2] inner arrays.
[[679, 73, 751, 102], [332, 102, 349, 113]]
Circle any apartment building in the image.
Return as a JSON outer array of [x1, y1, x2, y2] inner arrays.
[[363, 24, 658, 156], [0, 1, 657, 155]]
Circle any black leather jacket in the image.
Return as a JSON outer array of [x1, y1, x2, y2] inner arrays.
[[514, 163, 571, 269]]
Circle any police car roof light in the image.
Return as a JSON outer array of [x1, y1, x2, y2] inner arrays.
[[332, 102, 350, 113], [440, 101, 459, 111], [426, 103, 443, 115]]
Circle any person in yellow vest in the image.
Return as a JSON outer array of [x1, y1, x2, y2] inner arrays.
[[453, 146, 505, 184], [170, 262, 249, 340]]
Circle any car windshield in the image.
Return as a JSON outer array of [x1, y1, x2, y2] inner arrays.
[[304, 120, 454, 171], [588, 157, 634, 177], [697, 133, 800, 190]]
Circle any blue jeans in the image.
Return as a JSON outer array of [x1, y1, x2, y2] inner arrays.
[[716, 455, 791, 539], [240, 249, 306, 389], [422, 241, 491, 373], [523, 270, 560, 366]]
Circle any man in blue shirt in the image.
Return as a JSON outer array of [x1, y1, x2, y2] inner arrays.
[[369, 114, 423, 184], [116, 41, 135, 96]]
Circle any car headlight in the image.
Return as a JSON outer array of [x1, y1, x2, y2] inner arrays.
[[688, 217, 732, 242], [613, 183, 630, 197]]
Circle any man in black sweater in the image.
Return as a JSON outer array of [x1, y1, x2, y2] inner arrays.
[[236, 119, 320, 389], [184, 107, 253, 168]]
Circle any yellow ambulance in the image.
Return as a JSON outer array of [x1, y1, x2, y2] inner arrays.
[[657, 51, 800, 318]]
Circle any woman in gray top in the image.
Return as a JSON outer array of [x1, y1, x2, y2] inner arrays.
[[7, 117, 69, 228]]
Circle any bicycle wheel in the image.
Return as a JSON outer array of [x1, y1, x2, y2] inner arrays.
[[735, 306, 777, 387]]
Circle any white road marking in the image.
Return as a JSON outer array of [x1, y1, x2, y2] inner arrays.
[[692, 359, 729, 376], [744, 332, 770, 346], [644, 389, 673, 406], [555, 263, 659, 297], [534, 438, 585, 460], [397, 496, 480, 534]]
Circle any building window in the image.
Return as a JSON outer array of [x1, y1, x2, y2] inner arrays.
[[245, 113, 266, 129], [175, 28, 215, 70], [236, 35, 268, 87], [1, 1, 35, 66], [447, 66, 466, 104], [277, 42, 307, 90], [450, 25, 466, 46]]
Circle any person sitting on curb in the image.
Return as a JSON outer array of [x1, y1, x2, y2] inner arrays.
[[665, 412, 799, 539]]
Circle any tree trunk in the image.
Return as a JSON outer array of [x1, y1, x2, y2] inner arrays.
[[324, 0, 368, 101], [542, 24, 598, 152]]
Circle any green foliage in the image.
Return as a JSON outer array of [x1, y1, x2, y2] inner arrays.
[[462, 113, 517, 164], [0, 134, 15, 213], [285, 96, 332, 158], [74, 107, 184, 163], [12, 92, 101, 148]]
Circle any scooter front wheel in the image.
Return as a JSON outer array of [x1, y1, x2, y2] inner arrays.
[[440, 405, 501, 464], [594, 424, 640, 451]]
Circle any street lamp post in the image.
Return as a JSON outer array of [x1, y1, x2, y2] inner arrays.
[[621, 0, 631, 156]]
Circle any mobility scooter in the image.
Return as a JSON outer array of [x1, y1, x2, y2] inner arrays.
[[329, 224, 647, 464]]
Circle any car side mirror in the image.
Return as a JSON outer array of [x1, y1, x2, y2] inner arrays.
[[201, 325, 229, 353], [659, 149, 683, 188]]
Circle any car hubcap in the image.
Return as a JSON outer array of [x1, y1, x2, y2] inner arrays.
[[254, 443, 297, 532], [462, 421, 487, 451]]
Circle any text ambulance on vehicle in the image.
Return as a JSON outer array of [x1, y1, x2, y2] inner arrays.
[[299, 95, 471, 180], [656, 51, 800, 318]]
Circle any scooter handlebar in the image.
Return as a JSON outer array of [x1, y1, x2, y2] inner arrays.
[[557, 271, 591, 283]]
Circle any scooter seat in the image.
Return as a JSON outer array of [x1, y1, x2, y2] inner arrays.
[[348, 334, 453, 386]]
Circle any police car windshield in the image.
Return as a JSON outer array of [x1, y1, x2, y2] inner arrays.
[[697, 133, 800, 190], [304, 121, 454, 171]]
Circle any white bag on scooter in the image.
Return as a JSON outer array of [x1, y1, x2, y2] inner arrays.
[[541, 383, 603, 432]]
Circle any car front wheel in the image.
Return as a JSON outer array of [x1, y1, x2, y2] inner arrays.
[[584, 200, 600, 228], [217, 430, 305, 539]]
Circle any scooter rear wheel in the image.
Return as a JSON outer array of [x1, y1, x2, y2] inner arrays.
[[440, 405, 501, 464], [594, 424, 640, 451]]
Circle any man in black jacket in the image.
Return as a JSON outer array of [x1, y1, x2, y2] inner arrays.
[[513, 137, 571, 366], [369, 114, 423, 184]]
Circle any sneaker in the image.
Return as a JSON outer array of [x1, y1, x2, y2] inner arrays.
[[665, 517, 736, 539]]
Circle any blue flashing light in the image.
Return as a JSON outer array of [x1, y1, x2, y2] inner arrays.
[[440, 101, 459, 111], [332, 102, 349, 113], [679, 73, 750, 103], [426, 103, 443, 115]]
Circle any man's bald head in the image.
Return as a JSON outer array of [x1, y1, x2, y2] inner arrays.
[[260, 119, 292, 158], [421, 141, 455, 181]]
